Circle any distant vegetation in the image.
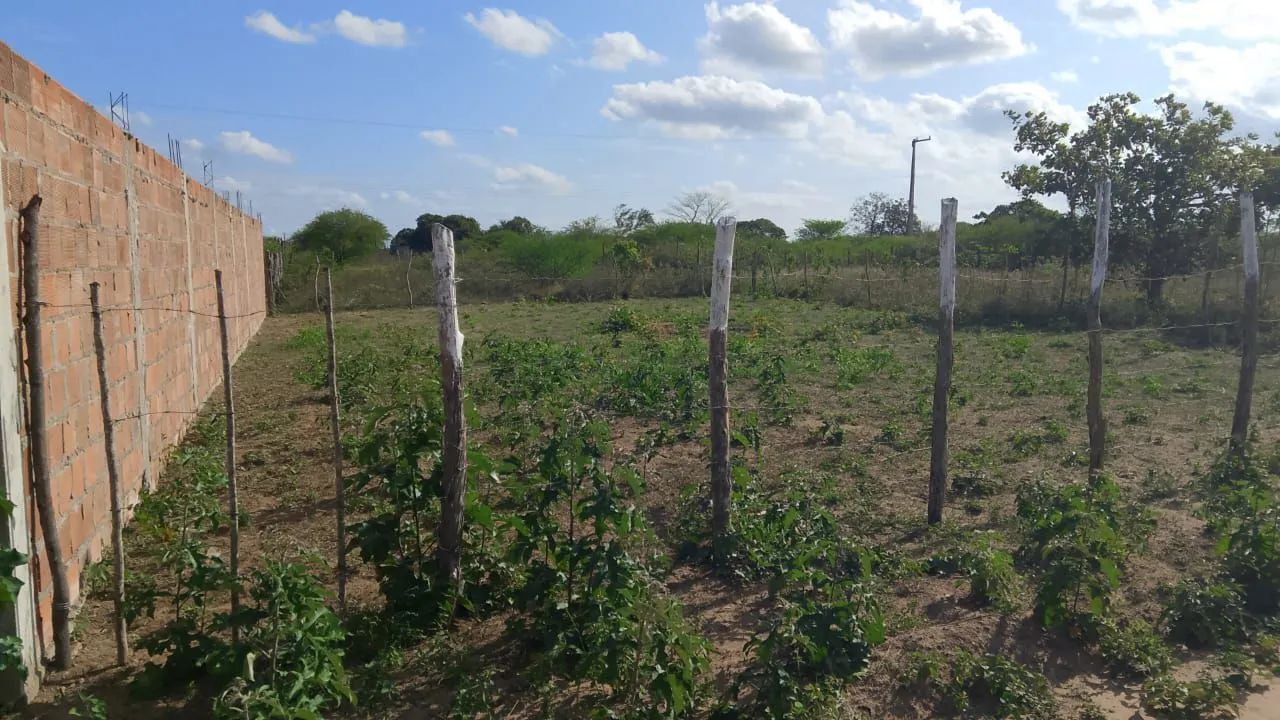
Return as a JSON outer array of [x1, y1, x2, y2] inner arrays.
[[271, 92, 1280, 323]]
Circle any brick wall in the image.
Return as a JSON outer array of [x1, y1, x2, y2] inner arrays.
[[0, 41, 265, 675]]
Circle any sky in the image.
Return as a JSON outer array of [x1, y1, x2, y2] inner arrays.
[[5, 1, 1279, 238]]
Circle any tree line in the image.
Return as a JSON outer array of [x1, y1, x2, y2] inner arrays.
[[281, 91, 1279, 307]]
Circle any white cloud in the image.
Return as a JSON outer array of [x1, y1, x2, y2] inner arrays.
[[286, 185, 368, 208], [493, 163, 573, 194], [216, 176, 253, 193], [700, 2, 824, 76], [1051, 70, 1079, 83], [420, 129, 456, 147], [381, 190, 419, 205], [183, 138, 205, 154], [465, 8, 560, 56], [132, 110, 153, 127], [1058, 0, 1280, 39], [703, 178, 824, 213], [1161, 42, 1280, 119], [497, 125, 519, 137], [245, 10, 316, 44], [907, 82, 1084, 135], [333, 10, 407, 47], [589, 31, 664, 71], [828, 0, 1029, 78], [602, 75, 823, 139], [219, 130, 293, 163]]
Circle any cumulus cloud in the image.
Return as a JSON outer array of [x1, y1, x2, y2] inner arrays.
[[420, 129, 456, 147], [1058, 0, 1280, 39], [183, 138, 206, 154], [245, 11, 316, 44], [589, 32, 664, 70], [602, 75, 823, 139], [828, 0, 1029, 78], [219, 130, 293, 163], [907, 82, 1084, 135], [465, 8, 561, 56], [333, 10, 407, 47], [493, 163, 573, 194], [700, 2, 824, 76], [497, 125, 519, 137], [1161, 42, 1280, 119]]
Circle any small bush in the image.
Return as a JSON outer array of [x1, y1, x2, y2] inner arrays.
[[1096, 618, 1172, 678], [1142, 672, 1238, 720], [1160, 578, 1249, 649], [905, 650, 1056, 719]]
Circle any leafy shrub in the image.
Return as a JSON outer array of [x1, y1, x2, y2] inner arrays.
[[1161, 578, 1249, 648], [679, 469, 855, 584], [507, 419, 709, 716], [1142, 672, 1239, 720], [1016, 475, 1152, 630], [929, 532, 1020, 611], [213, 561, 352, 719], [731, 568, 885, 719], [1095, 618, 1172, 677], [905, 650, 1056, 719]]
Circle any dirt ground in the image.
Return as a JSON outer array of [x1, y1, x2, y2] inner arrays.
[[18, 298, 1280, 719]]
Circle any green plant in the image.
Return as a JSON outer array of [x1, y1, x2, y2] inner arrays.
[[1096, 618, 1172, 677], [929, 532, 1020, 612], [905, 650, 1056, 719], [1016, 474, 1152, 631], [213, 561, 353, 719], [1161, 578, 1249, 648], [69, 693, 108, 720], [507, 418, 709, 717], [731, 568, 885, 719], [833, 346, 897, 389], [1142, 671, 1239, 720]]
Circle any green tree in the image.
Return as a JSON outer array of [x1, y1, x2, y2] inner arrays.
[[1008, 93, 1269, 305], [293, 209, 388, 264], [738, 218, 786, 241], [666, 191, 732, 224], [849, 193, 917, 236], [400, 213, 483, 253], [613, 204, 656, 235], [491, 216, 538, 234], [795, 219, 847, 243]]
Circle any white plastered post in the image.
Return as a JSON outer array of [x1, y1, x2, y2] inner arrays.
[[0, 140, 42, 701]]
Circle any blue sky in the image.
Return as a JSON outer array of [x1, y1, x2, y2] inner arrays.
[[6, 1, 1278, 237]]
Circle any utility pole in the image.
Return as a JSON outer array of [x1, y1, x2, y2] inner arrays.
[[908, 136, 931, 234]]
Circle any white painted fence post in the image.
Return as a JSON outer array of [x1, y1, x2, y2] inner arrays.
[[1087, 179, 1111, 474], [1231, 191, 1260, 455], [432, 225, 467, 594], [709, 217, 737, 542], [928, 199, 957, 525]]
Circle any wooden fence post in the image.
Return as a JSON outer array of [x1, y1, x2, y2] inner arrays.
[[1230, 191, 1260, 455], [214, 270, 241, 643], [928, 200, 957, 525], [323, 269, 347, 615], [406, 252, 415, 309], [432, 225, 467, 594], [20, 196, 72, 670], [90, 283, 129, 665], [1087, 180, 1112, 474], [709, 218, 738, 542]]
